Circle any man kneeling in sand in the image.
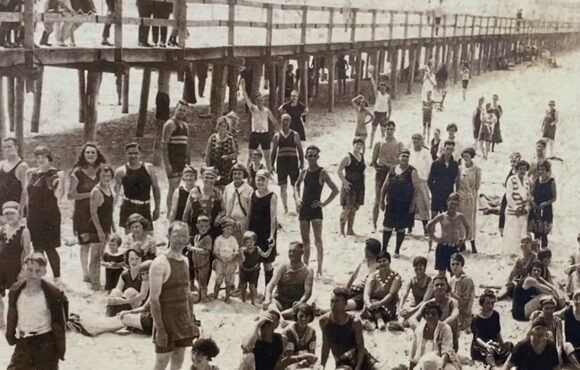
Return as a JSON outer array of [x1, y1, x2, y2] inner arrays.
[[263, 241, 314, 320], [150, 221, 199, 370]]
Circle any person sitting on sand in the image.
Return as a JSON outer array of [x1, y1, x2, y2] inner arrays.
[[497, 237, 538, 301], [239, 310, 285, 370], [320, 287, 377, 370], [538, 249, 554, 284], [281, 303, 318, 369], [470, 290, 513, 369], [263, 241, 314, 320], [555, 289, 580, 369], [565, 233, 580, 294], [191, 338, 221, 370], [512, 261, 561, 321], [528, 296, 564, 359], [409, 301, 462, 370], [409, 276, 460, 352], [101, 234, 125, 293], [124, 213, 157, 261], [392, 256, 432, 331], [106, 248, 150, 317], [502, 316, 559, 370], [448, 253, 475, 331], [344, 238, 381, 311], [362, 251, 401, 331]]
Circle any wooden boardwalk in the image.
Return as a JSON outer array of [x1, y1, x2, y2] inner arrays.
[[0, 0, 579, 149]]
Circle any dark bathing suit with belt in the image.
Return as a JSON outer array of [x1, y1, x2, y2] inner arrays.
[[167, 120, 189, 178], [299, 167, 323, 221], [120, 164, 153, 229], [0, 160, 23, 207]]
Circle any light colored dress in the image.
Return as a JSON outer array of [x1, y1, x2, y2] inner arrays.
[[457, 164, 481, 241], [503, 174, 531, 256], [409, 148, 432, 221]]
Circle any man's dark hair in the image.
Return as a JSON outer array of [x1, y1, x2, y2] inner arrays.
[[364, 238, 381, 257], [124, 142, 141, 152], [332, 287, 350, 301], [538, 249, 552, 261]]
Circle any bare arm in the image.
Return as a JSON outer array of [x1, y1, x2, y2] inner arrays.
[[270, 134, 279, 170], [20, 228, 31, 265], [370, 142, 380, 167], [459, 213, 471, 242], [67, 171, 90, 201], [398, 279, 413, 311], [268, 109, 279, 129], [351, 95, 363, 108], [336, 155, 352, 186], [240, 80, 253, 110], [299, 268, 314, 304], [149, 258, 167, 333], [89, 187, 105, 242], [205, 136, 212, 167], [346, 262, 362, 289], [379, 275, 402, 306], [319, 317, 330, 368], [277, 103, 286, 114], [168, 188, 180, 222], [264, 265, 284, 305], [294, 170, 306, 206], [363, 273, 374, 307], [269, 193, 278, 240], [444, 298, 460, 325], [353, 317, 366, 370], [113, 166, 125, 206], [320, 169, 339, 208], [181, 194, 193, 223], [364, 109, 375, 125], [426, 214, 443, 243], [146, 163, 161, 221], [296, 135, 304, 169], [161, 120, 174, 173]]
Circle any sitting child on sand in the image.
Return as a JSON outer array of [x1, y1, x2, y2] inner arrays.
[[101, 234, 125, 293]]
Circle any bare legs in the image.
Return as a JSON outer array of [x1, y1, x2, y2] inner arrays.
[[300, 219, 324, 276], [80, 243, 90, 282], [154, 348, 186, 370], [166, 176, 180, 217], [340, 205, 359, 236], [89, 241, 105, 289]]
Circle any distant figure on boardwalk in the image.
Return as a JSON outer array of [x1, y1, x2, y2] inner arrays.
[[336, 55, 349, 96], [152, 0, 173, 47], [137, 0, 154, 47]]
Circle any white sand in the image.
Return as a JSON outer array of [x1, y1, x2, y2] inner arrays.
[[1, 48, 580, 369]]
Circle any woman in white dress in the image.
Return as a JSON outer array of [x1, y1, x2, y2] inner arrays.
[[457, 148, 481, 253], [503, 160, 531, 257]]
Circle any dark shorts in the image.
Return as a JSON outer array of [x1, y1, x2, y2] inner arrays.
[[140, 311, 153, 335], [462, 80, 469, 89], [434, 243, 458, 272], [423, 110, 432, 127], [119, 201, 153, 230], [155, 338, 193, 354], [276, 157, 299, 185], [249, 132, 271, 150], [155, 92, 170, 121], [299, 203, 323, 221], [373, 111, 388, 127], [347, 287, 365, 310], [239, 266, 260, 286], [8, 332, 59, 370]]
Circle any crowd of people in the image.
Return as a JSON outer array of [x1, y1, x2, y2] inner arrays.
[[0, 48, 572, 370]]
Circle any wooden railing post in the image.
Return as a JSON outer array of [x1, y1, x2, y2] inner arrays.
[[23, 0, 34, 65], [371, 10, 377, 41], [114, 0, 123, 59], [176, 0, 187, 48], [228, 0, 235, 50], [389, 11, 394, 40], [266, 4, 273, 53], [14, 77, 24, 157], [301, 5, 308, 50], [418, 12, 423, 38], [350, 9, 357, 45], [327, 8, 334, 46], [404, 12, 409, 40]]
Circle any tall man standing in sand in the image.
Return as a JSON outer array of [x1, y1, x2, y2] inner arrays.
[[263, 241, 313, 320], [114, 143, 161, 232], [162, 100, 191, 217], [371, 121, 404, 233], [150, 221, 199, 370], [271, 113, 304, 214], [241, 79, 278, 172]]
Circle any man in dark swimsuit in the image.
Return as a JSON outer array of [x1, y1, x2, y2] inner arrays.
[[263, 241, 313, 320], [294, 146, 339, 277], [150, 221, 199, 370], [0, 138, 28, 216], [320, 287, 375, 370], [278, 90, 309, 141], [162, 101, 191, 217], [428, 139, 459, 218], [271, 114, 304, 214], [114, 143, 161, 232]]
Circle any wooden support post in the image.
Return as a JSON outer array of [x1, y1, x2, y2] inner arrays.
[[210, 64, 227, 117], [8, 78, 15, 132], [83, 71, 102, 142], [407, 44, 417, 94], [14, 78, 24, 157], [452, 42, 460, 84], [153, 70, 171, 165], [78, 70, 86, 123], [250, 62, 262, 100], [0, 78, 5, 143], [327, 53, 336, 113], [176, 0, 187, 47], [354, 50, 362, 95], [23, 0, 34, 65], [378, 50, 386, 74], [268, 62, 277, 112], [114, 0, 123, 60], [300, 58, 308, 106], [136, 68, 152, 137], [477, 41, 484, 75], [277, 59, 287, 106], [400, 47, 407, 82], [434, 42, 441, 65], [31, 67, 43, 133], [327, 8, 334, 45], [228, 63, 240, 112], [390, 46, 399, 99], [122, 69, 130, 114]]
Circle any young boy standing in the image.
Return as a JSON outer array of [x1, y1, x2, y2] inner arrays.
[[449, 253, 475, 331], [6, 253, 69, 369], [213, 217, 242, 302], [187, 215, 213, 301]]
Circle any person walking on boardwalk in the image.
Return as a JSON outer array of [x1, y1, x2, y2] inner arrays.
[[114, 143, 161, 233], [149, 221, 199, 370], [271, 113, 304, 214], [162, 100, 191, 217], [278, 90, 309, 141], [337, 137, 366, 237], [0, 138, 28, 217], [370, 121, 404, 233], [368, 65, 392, 149], [541, 100, 559, 157], [294, 145, 339, 277], [241, 79, 278, 172]]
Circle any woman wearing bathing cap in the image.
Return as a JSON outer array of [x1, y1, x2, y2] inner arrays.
[[503, 316, 559, 370]]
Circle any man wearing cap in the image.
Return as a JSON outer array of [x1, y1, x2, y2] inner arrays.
[[150, 221, 199, 370], [162, 100, 191, 217], [541, 100, 559, 157], [368, 65, 392, 149], [0, 201, 30, 330], [0, 137, 28, 216], [114, 142, 161, 232], [241, 78, 278, 172], [371, 120, 404, 232], [295, 146, 339, 277], [271, 113, 304, 214], [503, 316, 559, 370], [263, 241, 313, 320], [223, 163, 252, 245]]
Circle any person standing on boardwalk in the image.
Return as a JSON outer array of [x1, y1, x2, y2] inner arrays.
[[409, 134, 432, 236], [162, 101, 190, 217], [457, 148, 481, 253], [26, 146, 65, 285], [69, 143, 107, 283], [114, 143, 161, 233], [5, 254, 69, 370], [370, 121, 404, 233], [541, 100, 559, 157], [278, 90, 309, 141], [241, 79, 278, 172], [294, 146, 339, 277], [0, 138, 28, 217], [149, 221, 199, 370], [368, 65, 392, 149], [271, 113, 304, 214], [428, 140, 459, 218], [136, 0, 153, 47], [337, 137, 366, 237]]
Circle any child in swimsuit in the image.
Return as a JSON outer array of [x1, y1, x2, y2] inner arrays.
[[213, 217, 241, 303], [239, 231, 261, 305], [187, 215, 213, 301], [101, 234, 125, 292]]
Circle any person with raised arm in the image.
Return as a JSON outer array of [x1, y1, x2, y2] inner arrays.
[[351, 95, 374, 148], [367, 65, 392, 149]]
